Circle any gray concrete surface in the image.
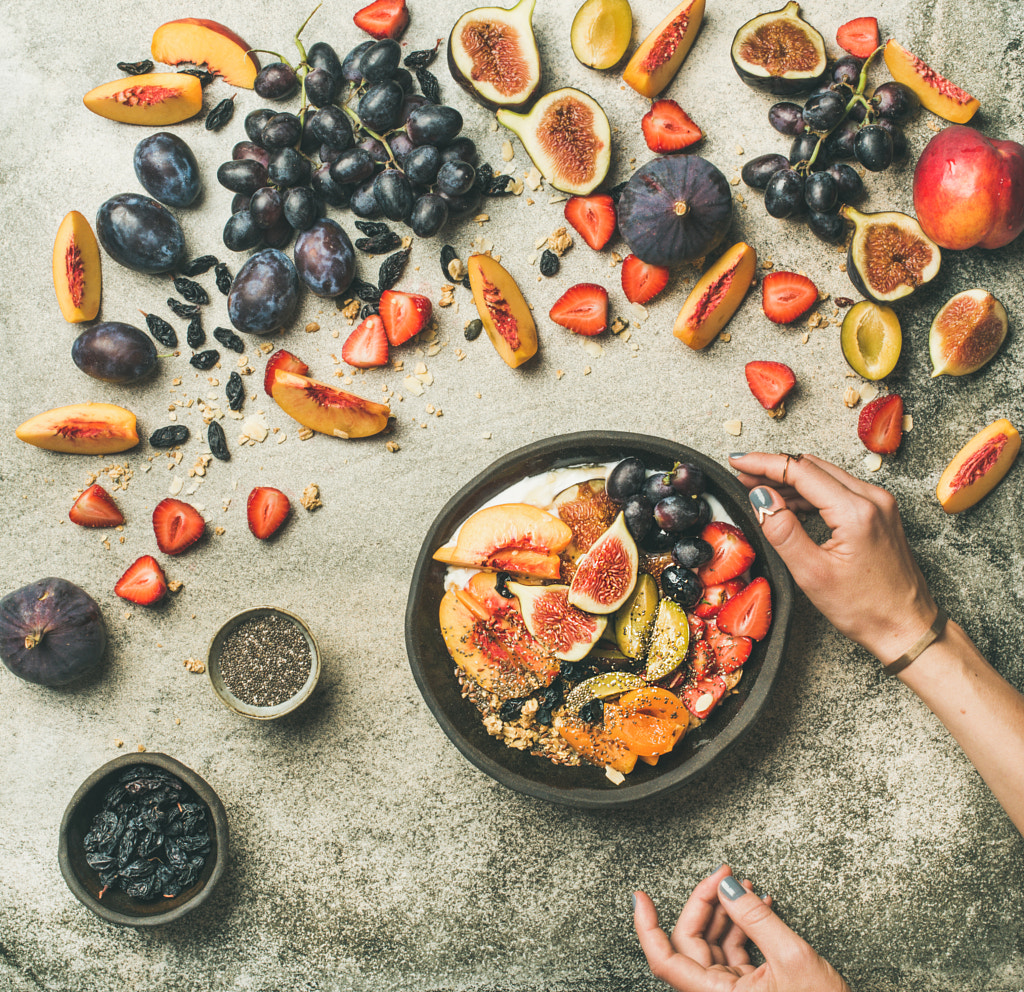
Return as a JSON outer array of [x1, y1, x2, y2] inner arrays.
[[2, 0, 1023, 989]]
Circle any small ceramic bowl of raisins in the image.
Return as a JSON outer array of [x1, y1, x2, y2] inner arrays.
[[58, 752, 229, 926]]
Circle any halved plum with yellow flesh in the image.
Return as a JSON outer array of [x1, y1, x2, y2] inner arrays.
[[936, 419, 1020, 514], [468, 254, 538, 368], [53, 211, 101, 323], [440, 571, 559, 699], [83, 73, 203, 126], [16, 403, 138, 454], [269, 369, 390, 439], [673, 242, 757, 350], [622, 0, 705, 98], [433, 503, 573, 579]]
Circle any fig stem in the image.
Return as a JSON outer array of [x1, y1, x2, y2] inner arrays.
[[673, 201, 689, 217], [24, 632, 42, 650], [341, 106, 399, 169]]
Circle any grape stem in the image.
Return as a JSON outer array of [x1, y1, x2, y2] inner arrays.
[[342, 105, 399, 169], [293, 3, 322, 65], [247, 48, 292, 67]]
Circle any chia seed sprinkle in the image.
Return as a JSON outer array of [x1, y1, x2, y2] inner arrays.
[[219, 614, 312, 707]]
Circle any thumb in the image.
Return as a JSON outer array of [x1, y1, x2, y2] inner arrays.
[[718, 874, 809, 970], [748, 486, 824, 589]]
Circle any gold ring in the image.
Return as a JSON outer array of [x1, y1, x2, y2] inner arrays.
[[782, 455, 792, 487]]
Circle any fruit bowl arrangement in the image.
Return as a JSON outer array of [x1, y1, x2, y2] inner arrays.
[[405, 432, 793, 808]]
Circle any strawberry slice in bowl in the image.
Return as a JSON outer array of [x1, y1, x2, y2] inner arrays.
[[717, 576, 772, 641], [698, 522, 755, 585]]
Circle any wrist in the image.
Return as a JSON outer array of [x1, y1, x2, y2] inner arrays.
[[882, 605, 948, 676]]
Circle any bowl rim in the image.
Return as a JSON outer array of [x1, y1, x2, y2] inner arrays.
[[206, 606, 321, 719], [405, 430, 794, 809], [57, 751, 229, 926]]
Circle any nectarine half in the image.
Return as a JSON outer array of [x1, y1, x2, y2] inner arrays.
[[151, 19, 259, 88]]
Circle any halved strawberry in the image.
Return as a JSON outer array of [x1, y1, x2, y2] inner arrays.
[[353, 0, 409, 39], [858, 393, 904, 454], [115, 555, 167, 606], [379, 290, 432, 346], [264, 349, 309, 397], [247, 486, 291, 540], [745, 360, 796, 411], [621, 255, 670, 305], [694, 578, 745, 619], [342, 314, 389, 368], [686, 612, 706, 642], [682, 675, 728, 719], [717, 576, 772, 641], [152, 498, 205, 555], [69, 484, 124, 528], [549, 283, 608, 336], [705, 619, 752, 674], [641, 99, 703, 153], [690, 639, 716, 678], [698, 522, 755, 585], [837, 17, 880, 58], [564, 195, 616, 251], [761, 271, 818, 324]]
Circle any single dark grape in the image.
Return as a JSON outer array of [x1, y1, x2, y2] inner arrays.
[[217, 159, 267, 194], [875, 119, 907, 160], [407, 105, 463, 147], [672, 536, 713, 569], [824, 119, 859, 161], [268, 147, 311, 187], [359, 136, 391, 164], [305, 67, 338, 107], [871, 81, 919, 122], [693, 497, 711, 531], [254, 62, 299, 100], [804, 171, 838, 212], [307, 41, 344, 88], [249, 187, 284, 229], [848, 99, 868, 122], [441, 137, 477, 164], [660, 565, 703, 610], [313, 164, 352, 208], [436, 160, 476, 196], [403, 144, 442, 185], [261, 113, 302, 150], [741, 154, 790, 191], [438, 189, 481, 216], [342, 40, 375, 82], [802, 90, 847, 131], [643, 473, 675, 504], [764, 168, 805, 218], [261, 218, 293, 249], [299, 112, 320, 154], [606, 457, 645, 501], [330, 147, 376, 185], [392, 67, 414, 93], [768, 102, 806, 136], [789, 133, 827, 170], [232, 141, 269, 168], [244, 108, 275, 145], [826, 162, 863, 201], [832, 56, 863, 87], [359, 81, 404, 131], [641, 527, 675, 553], [359, 39, 402, 83], [654, 495, 701, 533], [409, 193, 448, 237], [374, 169, 414, 221], [223, 210, 261, 252], [398, 93, 429, 126], [350, 178, 382, 219], [389, 132, 415, 162], [622, 494, 654, 542], [320, 145, 342, 164], [807, 209, 846, 244], [855, 125, 893, 171], [283, 186, 319, 230], [230, 192, 251, 214], [668, 462, 704, 497]]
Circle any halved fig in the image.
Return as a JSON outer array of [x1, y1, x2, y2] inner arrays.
[[571, 0, 633, 71], [506, 582, 606, 661], [622, 0, 704, 98], [937, 419, 1020, 514], [614, 572, 659, 660], [564, 671, 646, 713], [269, 369, 390, 439], [53, 211, 101, 323], [929, 290, 1008, 377], [16, 402, 138, 455], [568, 513, 639, 615], [433, 503, 573, 579], [841, 206, 941, 304], [440, 572, 559, 699], [496, 88, 611, 196], [841, 301, 902, 380], [83, 73, 203, 126], [644, 599, 690, 681], [730, 1, 827, 94], [554, 479, 618, 556], [673, 242, 757, 350], [448, 0, 541, 111], [883, 39, 979, 124], [467, 253, 538, 368]]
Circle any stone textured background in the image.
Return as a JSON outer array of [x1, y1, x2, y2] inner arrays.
[[1, 0, 1023, 990]]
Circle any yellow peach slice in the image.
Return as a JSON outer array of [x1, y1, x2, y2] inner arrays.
[[53, 211, 101, 323], [151, 18, 259, 89], [883, 39, 979, 124], [83, 73, 203, 126], [468, 254, 538, 368], [622, 0, 705, 99], [16, 403, 138, 454], [673, 242, 757, 350], [937, 419, 1019, 514], [270, 369, 390, 439]]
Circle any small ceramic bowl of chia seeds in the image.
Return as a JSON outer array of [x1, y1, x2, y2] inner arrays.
[[207, 607, 320, 719]]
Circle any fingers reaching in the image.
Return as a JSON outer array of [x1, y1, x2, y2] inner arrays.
[[633, 890, 709, 990]]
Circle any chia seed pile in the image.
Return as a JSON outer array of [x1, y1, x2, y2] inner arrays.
[[219, 614, 312, 707]]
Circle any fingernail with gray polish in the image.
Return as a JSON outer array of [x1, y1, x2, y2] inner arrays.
[[720, 876, 746, 901], [729, 452, 748, 459], [631, 893, 637, 911], [749, 487, 773, 510]]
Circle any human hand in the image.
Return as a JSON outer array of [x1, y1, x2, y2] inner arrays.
[[634, 864, 850, 992], [728, 452, 936, 665]]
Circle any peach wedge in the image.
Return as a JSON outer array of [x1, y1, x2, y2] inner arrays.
[[83, 73, 202, 126], [53, 211, 101, 323], [269, 369, 390, 439], [467, 254, 538, 368], [937, 419, 1019, 514], [673, 242, 757, 350], [151, 18, 260, 88], [17, 403, 138, 454], [622, 0, 705, 98]]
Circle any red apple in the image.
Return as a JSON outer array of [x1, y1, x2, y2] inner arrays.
[[913, 125, 1024, 250]]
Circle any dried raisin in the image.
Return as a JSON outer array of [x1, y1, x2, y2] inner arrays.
[[213, 326, 244, 353], [179, 67, 214, 86], [354, 221, 392, 238], [214, 263, 232, 296], [416, 68, 440, 104], [186, 313, 204, 349], [144, 313, 177, 348], [226, 371, 244, 412], [485, 174, 515, 196], [117, 59, 154, 75], [190, 349, 219, 370], [378, 248, 410, 291], [173, 277, 209, 306], [539, 250, 559, 277], [179, 255, 218, 277], [608, 180, 629, 204], [208, 421, 229, 461], [205, 96, 235, 132], [351, 279, 381, 305], [167, 298, 198, 319], [355, 231, 402, 255], [149, 426, 190, 448], [359, 303, 378, 320], [403, 41, 441, 69]]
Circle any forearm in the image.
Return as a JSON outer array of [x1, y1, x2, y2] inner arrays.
[[895, 620, 1024, 835]]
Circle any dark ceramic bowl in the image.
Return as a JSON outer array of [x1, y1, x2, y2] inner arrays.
[[58, 752, 229, 926], [405, 431, 794, 809]]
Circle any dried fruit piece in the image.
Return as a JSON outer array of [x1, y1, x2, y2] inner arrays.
[[69, 485, 124, 528], [936, 419, 1020, 514], [506, 582, 606, 661], [841, 301, 902, 380], [174, 276, 209, 305], [226, 371, 244, 411], [83, 73, 203, 125], [149, 425, 190, 448], [836, 16, 879, 58], [16, 403, 138, 455], [857, 394, 904, 455], [214, 326, 244, 353], [883, 39, 979, 124], [549, 283, 608, 336], [571, 0, 633, 70], [553, 709, 638, 772], [152, 498, 205, 555], [53, 211, 101, 323], [761, 271, 816, 324], [605, 687, 688, 757], [190, 349, 220, 371], [929, 290, 1008, 377], [467, 253, 538, 368], [730, 1, 827, 94], [150, 18, 259, 88], [208, 421, 229, 461], [564, 194, 617, 251], [673, 242, 757, 350], [448, 0, 541, 110], [569, 513, 639, 614], [641, 100, 703, 153], [115, 556, 167, 606], [496, 88, 611, 196], [623, 0, 705, 98], [745, 361, 795, 411]]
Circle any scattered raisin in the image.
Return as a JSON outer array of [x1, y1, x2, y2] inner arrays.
[[214, 263, 232, 296], [205, 96, 235, 132], [186, 313, 204, 349], [378, 248, 410, 292], [213, 326, 244, 353], [174, 277, 209, 306], [356, 231, 402, 255], [464, 319, 483, 341], [578, 698, 604, 724], [404, 40, 441, 69], [208, 421, 229, 461], [416, 68, 440, 104], [226, 372, 244, 412], [143, 313, 177, 348], [179, 255, 218, 277], [149, 425, 190, 448], [190, 350, 219, 371], [499, 698, 527, 722], [539, 250, 559, 276], [354, 221, 392, 238], [359, 303, 378, 320], [474, 163, 494, 193], [117, 59, 153, 75], [608, 180, 629, 204], [167, 298, 198, 319], [485, 174, 515, 196], [835, 297, 854, 307], [351, 280, 381, 305], [179, 68, 215, 86]]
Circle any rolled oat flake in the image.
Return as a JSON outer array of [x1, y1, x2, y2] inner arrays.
[[219, 614, 312, 707]]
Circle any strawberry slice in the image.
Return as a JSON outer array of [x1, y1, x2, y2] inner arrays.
[[353, 0, 409, 39], [694, 578, 745, 619], [761, 271, 818, 324], [621, 254, 670, 305], [564, 195, 616, 251], [379, 290, 432, 346], [745, 360, 796, 411], [698, 522, 755, 585], [705, 618, 753, 674], [152, 498, 205, 555], [69, 484, 124, 528], [682, 676, 728, 719], [858, 393, 904, 454], [690, 639, 716, 678], [115, 555, 167, 606], [641, 99, 703, 153], [686, 612, 706, 642], [837, 17, 880, 58], [247, 486, 291, 540], [549, 283, 608, 336], [342, 314, 389, 368], [717, 576, 772, 641], [264, 349, 309, 397]]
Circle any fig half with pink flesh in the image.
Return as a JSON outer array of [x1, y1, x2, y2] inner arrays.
[[568, 513, 639, 614], [506, 582, 607, 661], [929, 289, 1008, 377]]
